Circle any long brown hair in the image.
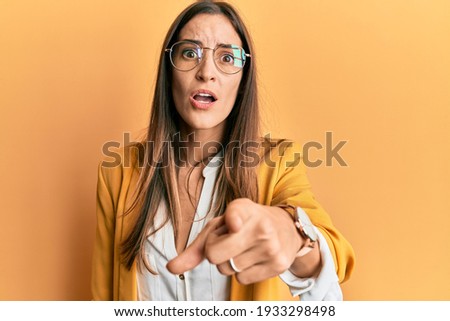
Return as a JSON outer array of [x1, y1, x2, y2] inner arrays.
[[121, 1, 260, 271]]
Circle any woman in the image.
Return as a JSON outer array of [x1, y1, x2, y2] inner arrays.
[[92, 0, 355, 301]]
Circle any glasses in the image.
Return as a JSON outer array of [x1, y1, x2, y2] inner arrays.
[[165, 40, 250, 74]]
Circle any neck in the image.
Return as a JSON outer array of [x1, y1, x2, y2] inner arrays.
[[176, 126, 225, 168]]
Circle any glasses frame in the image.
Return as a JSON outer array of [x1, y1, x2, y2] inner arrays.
[[165, 40, 251, 75]]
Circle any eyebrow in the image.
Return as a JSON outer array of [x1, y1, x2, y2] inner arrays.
[[180, 39, 232, 47], [181, 39, 203, 46]]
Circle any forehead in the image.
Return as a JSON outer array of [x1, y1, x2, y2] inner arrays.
[[178, 14, 242, 47]]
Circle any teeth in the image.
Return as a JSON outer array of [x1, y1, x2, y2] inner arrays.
[[198, 93, 213, 98]]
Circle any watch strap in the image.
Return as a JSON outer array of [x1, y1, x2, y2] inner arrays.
[[277, 204, 317, 257], [296, 237, 316, 257]]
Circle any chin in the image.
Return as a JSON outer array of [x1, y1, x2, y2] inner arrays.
[[183, 118, 226, 133]]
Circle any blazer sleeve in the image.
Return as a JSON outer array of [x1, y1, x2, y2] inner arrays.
[[91, 162, 120, 300], [269, 141, 355, 283]]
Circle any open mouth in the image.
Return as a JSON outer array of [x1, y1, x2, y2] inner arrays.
[[190, 90, 218, 110], [192, 92, 217, 103]]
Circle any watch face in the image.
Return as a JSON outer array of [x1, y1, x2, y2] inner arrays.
[[295, 207, 318, 242]]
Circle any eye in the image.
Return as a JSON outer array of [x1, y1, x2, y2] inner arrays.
[[182, 49, 198, 60], [220, 54, 235, 64]]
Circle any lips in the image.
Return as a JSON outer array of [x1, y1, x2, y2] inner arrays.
[[190, 89, 218, 110], [194, 93, 215, 103]]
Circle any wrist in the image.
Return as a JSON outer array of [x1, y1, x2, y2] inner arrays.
[[277, 204, 322, 277], [277, 205, 317, 256], [289, 243, 321, 278]]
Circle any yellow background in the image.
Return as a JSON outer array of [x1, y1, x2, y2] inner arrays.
[[1, 0, 449, 300]]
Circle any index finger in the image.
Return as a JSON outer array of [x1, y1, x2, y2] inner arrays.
[[166, 216, 224, 275]]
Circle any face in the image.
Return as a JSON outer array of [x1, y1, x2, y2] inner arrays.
[[171, 14, 243, 138]]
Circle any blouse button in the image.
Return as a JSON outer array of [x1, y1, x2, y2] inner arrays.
[[179, 274, 185, 280]]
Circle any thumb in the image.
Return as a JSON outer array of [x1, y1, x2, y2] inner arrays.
[[166, 217, 224, 275]]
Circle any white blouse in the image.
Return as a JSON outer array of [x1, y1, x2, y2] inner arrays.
[[136, 153, 342, 301]]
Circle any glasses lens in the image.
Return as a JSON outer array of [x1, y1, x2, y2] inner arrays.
[[170, 42, 201, 71], [214, 45, 246, 74], [168, 42, 248, 74]]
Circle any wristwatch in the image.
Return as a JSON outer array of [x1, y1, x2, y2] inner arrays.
[[278, 205, 318, 257]]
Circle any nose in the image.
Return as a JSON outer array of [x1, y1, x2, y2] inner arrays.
[[195, 48, 217, 82]]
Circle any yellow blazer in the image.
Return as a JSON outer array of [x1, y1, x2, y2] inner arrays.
[[91, 141, 355, 300]]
